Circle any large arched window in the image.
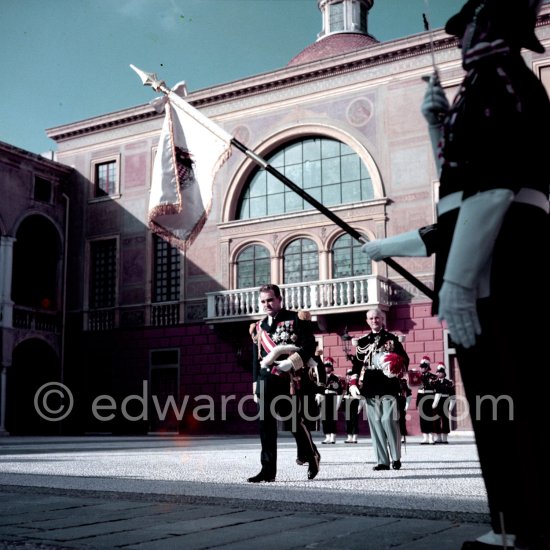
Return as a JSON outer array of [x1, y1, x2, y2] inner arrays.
[[238, 137, 374, 219], [283, 239, 319, 284], [236, 245, 270, 288], [332, 234, 372, 278]]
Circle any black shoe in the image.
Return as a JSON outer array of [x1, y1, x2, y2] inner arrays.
[[247, 471, 275, 483], [307, 454, 320, 480], [392, 460, 401, 470], [296, 457, 306, 466], [372, 464, 390, 471]]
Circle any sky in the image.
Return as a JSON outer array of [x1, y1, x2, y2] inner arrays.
[[1, 0, 465, 156]]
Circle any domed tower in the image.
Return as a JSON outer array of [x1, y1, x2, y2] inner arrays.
[[288, 0, 378, 66]]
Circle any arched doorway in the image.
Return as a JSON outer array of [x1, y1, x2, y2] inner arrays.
[[6, 339, 61, 435], [12, 214, 61, 310]]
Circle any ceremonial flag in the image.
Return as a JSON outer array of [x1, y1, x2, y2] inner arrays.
[[149, 88, 232, 250], [132, 62, 434, 300]]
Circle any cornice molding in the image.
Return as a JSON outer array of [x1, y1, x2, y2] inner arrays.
[[0, 140, 73, 174], [46, 6, 550, 144]]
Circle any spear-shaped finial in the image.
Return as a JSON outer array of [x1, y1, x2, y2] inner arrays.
[[129, 64, 168, 93], [422, 3, 438, 78]]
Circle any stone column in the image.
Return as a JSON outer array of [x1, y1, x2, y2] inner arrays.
[[0, 365, 9, 436], [0, 236, 16, 328]]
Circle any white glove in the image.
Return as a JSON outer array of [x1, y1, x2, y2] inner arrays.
[[448, 397, 456, 412], [253, 382, 258, 403], [405, 395, 412, 411], [441, 189, 514, 348], [315, 393, 325, 406], [349, 385, 361, 398], [432, 393, 441, 410], [438, 281, 481, 349], [275, 359, 293, 372], [421, 73, 449, 126], [361, 230, 427, 261]]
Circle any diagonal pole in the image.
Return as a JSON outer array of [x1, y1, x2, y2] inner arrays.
[[230, 139, 435, 300], [130, 65, 435, 300]]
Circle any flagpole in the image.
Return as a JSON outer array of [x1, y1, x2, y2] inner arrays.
[[130, 65, 435, 300], [230, 138, 435, 300]]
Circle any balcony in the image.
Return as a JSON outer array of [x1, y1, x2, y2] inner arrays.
[[205, 275, 391, 322], [85, 302, 182, 331], [12, 305, 61, 333]]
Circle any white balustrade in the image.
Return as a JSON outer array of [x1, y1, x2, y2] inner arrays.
[[205, 275, 390, 321]]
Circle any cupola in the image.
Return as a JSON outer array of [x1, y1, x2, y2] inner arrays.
[[288, 0, 378, 67]]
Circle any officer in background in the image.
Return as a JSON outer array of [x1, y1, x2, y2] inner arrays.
[[397, 376, 412, 444], [348, 308, 409, 471], [432, 363, 455, 444], [248, 284, 321, 483], [343, 368, 364, 443], [417, 356, 437, 445], [320, 357, 343, 444], [295, 346, 326, 434]]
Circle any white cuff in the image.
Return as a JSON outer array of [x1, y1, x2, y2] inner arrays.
[[445, 189, 514, 290]]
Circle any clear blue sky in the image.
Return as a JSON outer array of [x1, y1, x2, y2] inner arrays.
[[1, 0, 464, 155]]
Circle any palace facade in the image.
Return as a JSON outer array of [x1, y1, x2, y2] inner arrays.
[[2, 0, 549, 435]]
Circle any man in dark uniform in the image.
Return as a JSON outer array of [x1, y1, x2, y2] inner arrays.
[[248, 283, 321, 483], [320, 357, 343, 444], [343, 368, 364, 443], [417, 356, 437, 444], [348, 308, 410, 471], [432, 364, 456, 444], [362, 1, 549, 546], [397, 376, 412, 444]]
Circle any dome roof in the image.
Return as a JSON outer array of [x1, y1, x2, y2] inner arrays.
[[287, 32, 379, 67]]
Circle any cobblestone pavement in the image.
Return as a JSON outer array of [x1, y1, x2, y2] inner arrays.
[[0, 434, 490, 549]]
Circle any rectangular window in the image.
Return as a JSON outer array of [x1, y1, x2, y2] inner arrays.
[[153, 235, 180, 303], [267, 194, 285, 216], [90, 239, 117, 309], [34, 176, 52, 203], [341, 155, 360, 182], [356, 3, 367, 33], [93, 159, 118, 197], [329, 2, 344, 32]]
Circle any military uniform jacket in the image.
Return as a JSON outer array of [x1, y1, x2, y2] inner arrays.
[[399, 379, 412, 399], [433, 378, 455, 397], [419, 48, 550, 313], [350, 329, 410, 398], [252, 308, 317, 387], [325, 373, 343, 395], [420, 371, 437, 391]]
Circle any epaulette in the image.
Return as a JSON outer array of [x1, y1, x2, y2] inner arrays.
[[297, 309, 311, 321]]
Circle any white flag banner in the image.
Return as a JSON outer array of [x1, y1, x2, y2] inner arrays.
[[149, 91, 232, 250]]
